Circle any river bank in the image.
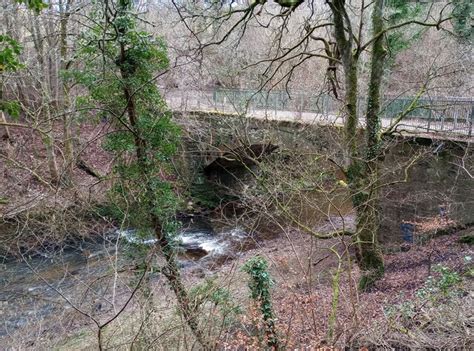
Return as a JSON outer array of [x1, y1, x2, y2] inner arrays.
[[1, 216, 472, 349]]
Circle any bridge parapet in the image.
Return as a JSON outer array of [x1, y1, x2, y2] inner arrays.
[[165, 89, 473, 141]]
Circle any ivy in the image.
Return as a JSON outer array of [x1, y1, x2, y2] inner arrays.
[[1, 0, 47, 117], [384, 0, 424, 65], [452, 0, 473, 43], [72, 8, 213, 344], [242, 256, 279, 349], [75, 0, 182, 232], [0, 35, 24, 118], [0, 100, 20, 118], [0, 35, 24, 73], [14, 0, 47, 13]]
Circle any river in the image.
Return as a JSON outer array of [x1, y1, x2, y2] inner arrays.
[[0, 219, 248, 341]]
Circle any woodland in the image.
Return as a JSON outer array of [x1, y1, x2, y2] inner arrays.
[[0, 0, 473, 349]]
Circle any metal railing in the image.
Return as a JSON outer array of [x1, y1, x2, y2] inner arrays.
[[166, 89, 474, 139]]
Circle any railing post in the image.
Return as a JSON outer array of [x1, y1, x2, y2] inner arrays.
[[427, 107, 432, 133], [469, 105, 473, 138], [440, 106, 445, 131], [453, 106, 458, 131]]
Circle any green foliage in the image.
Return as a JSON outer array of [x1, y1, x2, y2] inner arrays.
[[189, 172, 239, 208], [0, 35, 23, 73], [452, 0, 473, 42], [385, 263, 467, 321], [93, 202, 126, 223], [242, 256, 274, 301], [1, 0, 47, 116], [0, 100, 20, 118], [15, 0, 47, 13], [386, 30, 422, 57], [384, 0, 423, 64], [75, 0, 182, 233], [385, 0, 421, 23], [189, 179, 221, 208], [0, 35, 24, 117], [242, 256, 279, 348], [458, 234, 474, 245], [416, 265, 463, 300], [384, 295, 417, 321]]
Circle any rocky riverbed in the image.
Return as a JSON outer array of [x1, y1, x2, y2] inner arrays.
[[0, 218, 251, 340]]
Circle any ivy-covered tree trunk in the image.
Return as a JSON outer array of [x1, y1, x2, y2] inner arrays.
[[111, 0, 209, 347], [242, 256, 279, 349], [117, 51, 208, 350], [355, 0, 386, 290], [154, 218, 210, 348], [330, 0, 385, 290]]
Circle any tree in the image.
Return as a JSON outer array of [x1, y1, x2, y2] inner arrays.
[[0, 33, 22, 142], [1, 0, 77, 185], [74, 0, 208, 347], [173, 0, 453, 289], [58, 0, 75, 184]]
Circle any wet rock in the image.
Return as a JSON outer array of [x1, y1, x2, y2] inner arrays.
[[182, 244, 208, 259]]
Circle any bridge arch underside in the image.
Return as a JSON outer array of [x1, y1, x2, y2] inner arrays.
[[176, 111, 474, 244], [204, 143, 279, 183]]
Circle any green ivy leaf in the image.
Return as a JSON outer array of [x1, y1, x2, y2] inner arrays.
[[0, 100, 21, 118], [15, 0, 48, 13]]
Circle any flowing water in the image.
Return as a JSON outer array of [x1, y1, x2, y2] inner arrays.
[[0, 220, 248, 339]]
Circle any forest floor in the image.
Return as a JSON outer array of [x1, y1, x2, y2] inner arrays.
[[2, 218, 472, 350], [214, 224, 473, 349]]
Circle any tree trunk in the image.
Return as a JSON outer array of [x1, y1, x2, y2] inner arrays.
[[2, 4, 14, 146], [0, 111, 12, 144], [30, 11, 60, 185], [355, 0, 386, 290], [117, 39, 208, 347], [330, 0, 385, 290], [155, 219, 210, 349], [0, 86, 12, 144], [59, 0, 75, 185], [43, 104, 60, 185]]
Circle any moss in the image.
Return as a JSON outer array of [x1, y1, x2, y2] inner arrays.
[[458, 234, 474, 245], [354, 197, 385, 291], [358, 256, 385, 291]]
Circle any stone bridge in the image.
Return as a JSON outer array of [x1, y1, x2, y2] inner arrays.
[[174, 111, 474, 243], [166, 89, 474, 142]]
